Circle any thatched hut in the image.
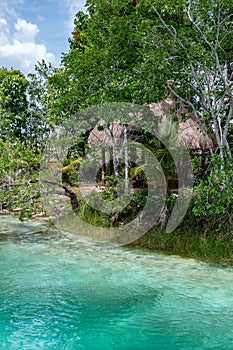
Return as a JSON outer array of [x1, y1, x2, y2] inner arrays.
[[88, 100, 214, 185], [89, 100, 214, 150], [149, 99, 215, 190], [149, 99, 214, 150]]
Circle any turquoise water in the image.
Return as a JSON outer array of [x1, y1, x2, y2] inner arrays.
[[1, 217, 233, 349]]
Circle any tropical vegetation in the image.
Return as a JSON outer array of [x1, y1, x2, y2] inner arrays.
[[0, 0, 232, 260]]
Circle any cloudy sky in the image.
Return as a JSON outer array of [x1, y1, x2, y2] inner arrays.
[[0, 0, 86, 75]]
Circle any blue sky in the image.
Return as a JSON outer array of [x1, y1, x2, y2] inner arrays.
[[0, 0, 86, 75]]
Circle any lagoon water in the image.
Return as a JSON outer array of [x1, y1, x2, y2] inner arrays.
[[1, 216, 233, 349]]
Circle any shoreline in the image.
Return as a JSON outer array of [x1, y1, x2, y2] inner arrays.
[[1, 212, 233, 264]]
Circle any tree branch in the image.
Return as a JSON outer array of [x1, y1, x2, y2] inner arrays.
[[43, 180, 79, 211]]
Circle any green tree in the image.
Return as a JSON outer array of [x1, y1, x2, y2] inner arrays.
[[0, 138, 42, 218], [0, 66, 51, 148], [48, 0, 181, 117], [0, 68, 28, 141], [27, 61, 54, 149], [45, 0, 233, 232], [151, 0, 233, 162], [0, 65, 54, 217]]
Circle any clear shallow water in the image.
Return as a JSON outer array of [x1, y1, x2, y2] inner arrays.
[[1, 217, 233, 349]]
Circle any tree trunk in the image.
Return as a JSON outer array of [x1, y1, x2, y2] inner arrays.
[[123, 125, 129, 194]]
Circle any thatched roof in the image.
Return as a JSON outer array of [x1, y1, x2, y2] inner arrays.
[[149, 100, 214, 150], [178, 118, 212, 149], [149, 99, 190, 118], [88, 100, 214, 150], [88, 120, 139, 148]]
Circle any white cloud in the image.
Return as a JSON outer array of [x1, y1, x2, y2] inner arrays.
[[0, 40, 55, 72], [0, 18, 8, 24], [0, 17, 56, 75], [14, 19, 39, 42], [0, 0, 87, 74]]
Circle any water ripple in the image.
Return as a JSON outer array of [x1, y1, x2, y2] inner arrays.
[[1, 216, 233, 349]]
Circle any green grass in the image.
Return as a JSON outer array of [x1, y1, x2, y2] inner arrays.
[[129, 225, 233, 263], [73, 197, 233, 263]]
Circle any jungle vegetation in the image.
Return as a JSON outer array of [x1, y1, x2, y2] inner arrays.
[[0, 0, 232, 260]]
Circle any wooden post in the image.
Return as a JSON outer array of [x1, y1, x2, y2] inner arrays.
[[109, 147, 114, 176], [101, 147, 106, 184]]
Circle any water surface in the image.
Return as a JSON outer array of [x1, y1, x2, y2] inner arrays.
[[0, 216, 233, 349]]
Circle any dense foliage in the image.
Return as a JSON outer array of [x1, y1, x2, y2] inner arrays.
[[0, 66, 50, 218], [47, 0, 233, 232], [0, 1, 232, 245]]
